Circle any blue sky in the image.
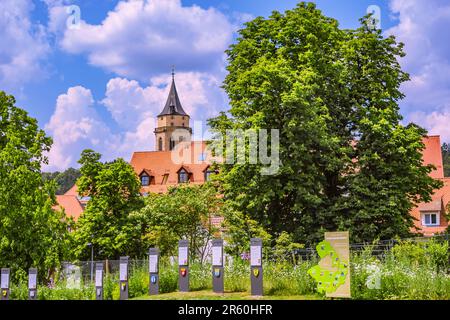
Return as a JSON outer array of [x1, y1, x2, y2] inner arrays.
[[1, 0, 449, 171]]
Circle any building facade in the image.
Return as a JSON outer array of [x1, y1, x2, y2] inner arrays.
[[410, 136, 450, 236]]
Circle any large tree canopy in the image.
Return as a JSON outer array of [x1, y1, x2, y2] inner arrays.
[[0, 91, 70, 281], [42, 168, 81, 195], [71, 150, 144, 260], [208, 2, 442, 244]]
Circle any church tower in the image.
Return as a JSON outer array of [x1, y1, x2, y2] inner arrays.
[[154, 71, 192, 151]]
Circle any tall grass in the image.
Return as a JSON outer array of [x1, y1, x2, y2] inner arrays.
[[351, 240, 450, 300]]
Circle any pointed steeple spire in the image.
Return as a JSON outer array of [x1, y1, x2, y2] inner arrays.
[[158, 67, 188, 116]]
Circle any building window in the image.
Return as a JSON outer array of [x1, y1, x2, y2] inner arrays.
[[182, 116, 185, 120], [141, 174, 150, 186], [179, 136, 184, 142], [171, 122, 174, 126], [182, 123, 185, 127], [170, 138, 175, 150], [205, 169, 215, 182], [422, 212, 440, 226], [179, 169, 189, 183], [171, 115, 174, 119], [158, 137, 163, 151]]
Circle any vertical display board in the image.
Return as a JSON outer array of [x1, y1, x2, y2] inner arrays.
[[0, 268, 10, 300], [212, 239, 224, 293], [178, 240, 189, 292], [28, 268, 38, 300], [308, 231, 351, 298], [148, 248, 159, 295], [250, 238, 263, 296], [95, 262, 104, 300], [1, 268, 10, 300], [119, 256, 129, 300]]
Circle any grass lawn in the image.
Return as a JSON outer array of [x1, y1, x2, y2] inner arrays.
[[133, 290, 322, 300]]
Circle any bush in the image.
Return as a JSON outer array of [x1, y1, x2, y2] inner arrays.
[[129, 267, 149, 298], [159, 261, 178, 293]]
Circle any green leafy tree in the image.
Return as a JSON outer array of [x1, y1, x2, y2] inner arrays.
[[0, 91, 70, 281], [133, 184, 222, 262], [208, 2, 441, 244], [42, 167, 81, 195], [71, 150, 144, 260], [221, 207, 272, 256]]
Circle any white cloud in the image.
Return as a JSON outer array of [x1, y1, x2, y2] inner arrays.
[[409, 108, 450, 143], [0, 0, 50, 93], [102, 72, 226, 129], [45, 71, 227, 170], [102, 77, 163, 129], [57, 0, 234, 79], [386, 0, 450, 122], [44, 86, 119, 170]]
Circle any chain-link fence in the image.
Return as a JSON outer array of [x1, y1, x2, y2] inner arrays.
[[60, 259, 150, 287], [59, 234, 449, 284], [267, 234, 450, 262]]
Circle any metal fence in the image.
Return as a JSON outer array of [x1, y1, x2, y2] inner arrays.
[[59, 234, 449, 285], [60, 259, 149, 286], [271, 234, 450, 261]]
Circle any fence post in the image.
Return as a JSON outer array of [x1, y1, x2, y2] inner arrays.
[[105, 259, 109, 275]]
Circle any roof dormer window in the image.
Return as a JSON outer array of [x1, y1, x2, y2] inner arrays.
[[141, 174, 150, 186], [139, 170, 154, 186], [422, 212, 440, 226], [179, 169, 189, 183]]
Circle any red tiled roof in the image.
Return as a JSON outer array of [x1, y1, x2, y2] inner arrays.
[[422, 136, 444, 179], [53, 195, 84, 221], [412, 136, 449, 235], [130, 141, 215, 194], [64, 184, 79, 196]]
